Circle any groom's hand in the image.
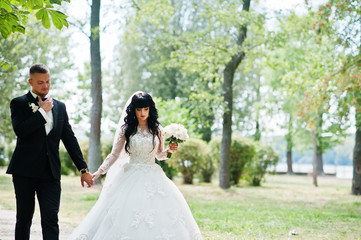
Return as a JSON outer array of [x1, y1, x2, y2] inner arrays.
[[81, 172, 94, 188], [38, 96, 53, 112]]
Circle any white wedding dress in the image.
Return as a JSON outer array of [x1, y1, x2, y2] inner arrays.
[[68, 127, 202, 240]]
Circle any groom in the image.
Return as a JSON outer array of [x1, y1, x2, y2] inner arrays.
[[6, 63, 94, 240]]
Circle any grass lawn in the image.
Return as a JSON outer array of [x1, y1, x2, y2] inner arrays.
[[1, 167, 360, 239]]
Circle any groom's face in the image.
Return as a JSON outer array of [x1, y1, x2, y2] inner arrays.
[[29, 73, 51, 98]]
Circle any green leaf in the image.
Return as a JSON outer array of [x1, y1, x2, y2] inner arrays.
[[35, 8, 44, 20], [36, 9, 51, 29], [12, 24, 25, 34], [2, 63, 10, 70], [49, 10, 62, 29], [34, 0, 44, 7], [49, 10, 68, 30], [0, 26, 9, 38], [8, 12, 20, 22], [50, 0, 63, 4], [0, 2, 12, 12], [51, 10, 68, 19]]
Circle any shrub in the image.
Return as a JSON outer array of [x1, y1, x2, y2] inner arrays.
[[208, 136, 256, 185], [0, 145, 6, 166], [156, 159, 177, 179], [200, 154, 215, 183], [59, 144, 78, 176], [244, 143, 279, 186], [60, 139, 89, 176], [171, 138, 207, 184]]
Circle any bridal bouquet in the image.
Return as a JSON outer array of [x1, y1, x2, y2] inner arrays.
[[162, 123, 189, 158]]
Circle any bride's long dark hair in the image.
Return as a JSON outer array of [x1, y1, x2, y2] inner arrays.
[[122, 92, 160, 154]]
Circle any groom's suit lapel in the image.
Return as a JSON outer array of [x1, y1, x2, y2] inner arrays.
[[48, 100, 58, 136], [26, 91, 37, 105]]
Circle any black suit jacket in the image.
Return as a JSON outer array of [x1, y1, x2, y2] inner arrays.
[[7, 91, 87, 179]]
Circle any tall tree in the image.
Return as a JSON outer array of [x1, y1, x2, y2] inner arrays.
[[320, 0, 361, 195], [88, 0, 102, 176], [219, 0, 251, 189], [265, 10, 346, 182]]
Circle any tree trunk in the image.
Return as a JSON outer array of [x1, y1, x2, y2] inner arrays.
[[219, 0, 251, 189], [88, 0, 102, 182], [311, 129, 318, 187], [287, 150, 293, 174], [316, 112, 324, 175], [285, 114, 293, 174], [352, 103, 361, 195], [220, 68, 234, 189], [316, 145, 324, 175], [253, 80, 261, 141]]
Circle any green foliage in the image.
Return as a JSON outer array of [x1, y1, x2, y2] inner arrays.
[[0, 0, 69, 39], [171, 138, 207, 184], [264, 11, 348, 158], [200, 154, 215, 183], [243, 144, 279, 186], [60, 139, 90, 176], [155, 159, 176, 180], [0, 145, 6, 166], [321, 0, 361, 131], [59, 144, 78, 176], [111, 0, 265, 142], [208, 136, 256, 185], [153, 97, 196, 136]]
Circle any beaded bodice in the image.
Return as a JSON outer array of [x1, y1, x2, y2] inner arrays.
[[99, 126, 168, 173], [128, 128, 159, 164]]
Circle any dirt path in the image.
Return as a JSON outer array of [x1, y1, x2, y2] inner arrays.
[[0, 205, 73, 240]]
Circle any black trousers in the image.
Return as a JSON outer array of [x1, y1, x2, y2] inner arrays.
[[12, 175, 61, 240]]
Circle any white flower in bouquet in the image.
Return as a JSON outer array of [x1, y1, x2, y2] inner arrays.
[[162, 123, 189, 158]]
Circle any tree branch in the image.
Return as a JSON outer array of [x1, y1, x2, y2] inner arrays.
[[131, 0, 141, 11], [69, 21, 90, 39]]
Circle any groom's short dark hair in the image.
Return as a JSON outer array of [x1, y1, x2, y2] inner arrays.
[[29, 63, 49, 75]]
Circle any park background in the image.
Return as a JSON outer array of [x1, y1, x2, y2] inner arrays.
[[1, 0, 361, 239]]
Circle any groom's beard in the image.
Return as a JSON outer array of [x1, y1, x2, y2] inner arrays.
[[33, 90, 49, 99]]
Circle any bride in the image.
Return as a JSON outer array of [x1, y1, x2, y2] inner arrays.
[[69, 91, 202, 240]]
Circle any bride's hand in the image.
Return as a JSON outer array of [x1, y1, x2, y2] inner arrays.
[[168, 142, 178, 153], [92, 169, 103, 181]]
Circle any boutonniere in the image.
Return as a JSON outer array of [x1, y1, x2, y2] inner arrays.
[[28, 102, 39, 113]]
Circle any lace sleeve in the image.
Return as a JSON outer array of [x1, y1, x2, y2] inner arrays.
[[155, 128, 169, 161], [99, 128, 126, 173]]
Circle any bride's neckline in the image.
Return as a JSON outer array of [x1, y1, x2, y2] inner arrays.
[[137, 125, 150, 134]]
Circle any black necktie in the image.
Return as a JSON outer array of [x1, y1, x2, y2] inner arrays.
[[36, 97, 47, 102]]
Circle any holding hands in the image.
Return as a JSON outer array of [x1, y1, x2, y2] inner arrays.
[[81, 172, 94, 188], [91, 169, 104, 181]]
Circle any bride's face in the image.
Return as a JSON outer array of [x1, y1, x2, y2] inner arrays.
[[135, 107, 149, 122]]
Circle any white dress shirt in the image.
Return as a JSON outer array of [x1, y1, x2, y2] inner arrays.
[[30, 91, 54, 135]]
